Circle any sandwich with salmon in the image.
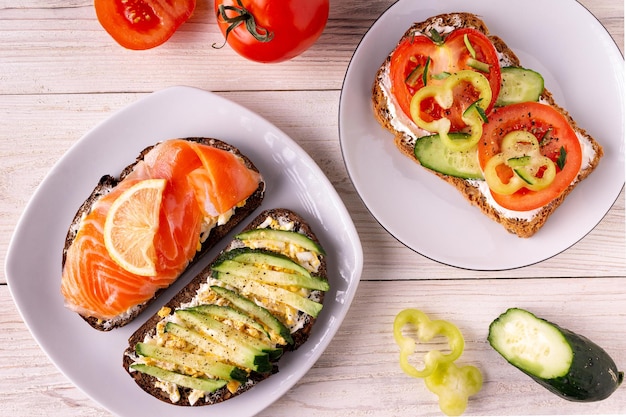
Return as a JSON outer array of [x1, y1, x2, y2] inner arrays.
[[60, 137, 265, 331], [123, 208, 329, 406], [372, 12, 603, 237]]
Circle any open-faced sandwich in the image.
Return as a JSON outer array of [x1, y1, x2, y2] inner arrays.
[[372, 12, 603, 237], [122, 208, 329, 406], [60, 137, 265, 331]]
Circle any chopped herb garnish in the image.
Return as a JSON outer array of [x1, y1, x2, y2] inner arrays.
[[556, 146, 567, 170], [405, 65, 423, 87], [463, 33, 476, 58], [464, 99, 489, 123], [429, 28, 443, 44], [475, 105, 488, 123], [539, 127, 553, 146], [432, 71, 451, 80], [422, 57, 431, 86]]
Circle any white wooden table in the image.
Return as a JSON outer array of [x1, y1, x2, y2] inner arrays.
[[1, 1, 624, 416]]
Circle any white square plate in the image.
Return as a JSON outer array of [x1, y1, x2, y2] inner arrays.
[[5, 86, 363, 416]]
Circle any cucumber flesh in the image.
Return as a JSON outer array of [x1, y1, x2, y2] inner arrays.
[[496, 67, 544, 107], [210, 285, 293, 346], [235, 228, 325, 255], [175, 309, 282, 361], [488, 308, 624, 402], [135, 343, 248, 382], [215, 271, 324, 318], [414, 133, 484, 179], [218, 247, 312, 278], [212, 259, 330, 291], [164, 322, 272, 373], [488, 308, 573, 379], [130, 364, 227, 393], [187, 304, 269, 339]]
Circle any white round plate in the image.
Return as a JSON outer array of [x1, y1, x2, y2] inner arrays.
[[339, 0, 624, 270], [5, 86, 363, 417]]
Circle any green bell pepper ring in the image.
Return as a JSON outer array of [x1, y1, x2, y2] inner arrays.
[[393, 309, 465, 378], [424, 361, 483, 417]]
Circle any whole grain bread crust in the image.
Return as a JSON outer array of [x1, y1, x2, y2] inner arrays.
[[122, 208, 327, 406], [372, 13, 603, 237], [62, 137, 266, 331]]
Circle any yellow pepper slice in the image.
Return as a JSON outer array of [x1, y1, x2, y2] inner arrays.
[[394, 309, 483, 416], [409, 70, 492, 152], [424, 361, 483, 417], [393, 308, 465, 378], [483, 130, 557, 195]]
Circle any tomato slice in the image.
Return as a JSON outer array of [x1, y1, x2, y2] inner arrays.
[[95, 0, 196, 50], [478, 102, 583, 211], [389, 28, 501, 131]]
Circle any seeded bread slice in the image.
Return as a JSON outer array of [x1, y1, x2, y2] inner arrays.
[[372, 12, 603, 237], [61, 137, 265, 331], [122, 208, 328, 406]]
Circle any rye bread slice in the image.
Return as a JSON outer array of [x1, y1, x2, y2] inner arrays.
[[372, 13, 603, 238], [122, 208, 328, 406], [61, 137, 265, 331]]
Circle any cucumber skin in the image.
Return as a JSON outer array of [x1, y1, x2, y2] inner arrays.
[[413, 134, 484, 180], [489, 310, 623, 402], [529, 326, 623, 402]]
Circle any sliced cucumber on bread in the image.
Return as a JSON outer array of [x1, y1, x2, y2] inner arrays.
[[496, 67, 545, 107], [414, 133, 484, 179], [123, 208, 329, 406]]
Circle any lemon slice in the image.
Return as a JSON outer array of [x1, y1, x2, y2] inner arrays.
[[104, 178, 167, 276]]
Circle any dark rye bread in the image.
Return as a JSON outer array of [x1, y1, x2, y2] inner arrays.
[[372, 13, 603, 238], [61, 137, 266, 331], [123, 208, 328, 406]]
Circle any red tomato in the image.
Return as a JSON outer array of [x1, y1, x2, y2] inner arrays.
[[214, 0, 329, 63], [478, 102, 583, 211], [389, 28, 501, 130], [95, 0, 196, 50]]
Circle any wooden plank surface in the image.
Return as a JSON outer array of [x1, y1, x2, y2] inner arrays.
[[0, 0, 624, 416]]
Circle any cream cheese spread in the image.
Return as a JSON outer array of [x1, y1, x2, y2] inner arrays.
[[376, 28, 597, 222]]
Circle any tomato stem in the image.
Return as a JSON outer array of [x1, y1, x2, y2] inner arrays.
[[213, 0, 274, 49]]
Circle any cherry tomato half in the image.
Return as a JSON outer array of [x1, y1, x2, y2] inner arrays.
[[95, 0, 196, 50], [478, 102, 583, 211], [214, 0, 329, 63]]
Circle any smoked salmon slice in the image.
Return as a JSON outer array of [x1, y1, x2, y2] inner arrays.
[[61, 139, 262, 322]]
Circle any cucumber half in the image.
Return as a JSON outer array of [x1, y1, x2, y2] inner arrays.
[[414, 133, 484, 179], [496, 67, 544, 107], [488, 308, 623, 402]]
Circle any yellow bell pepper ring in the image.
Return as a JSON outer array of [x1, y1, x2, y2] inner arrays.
[[409, 70, 492, 152], [393, 308, 465, 378], [484, 130, 557, 195], [424, 361, 484, 417]]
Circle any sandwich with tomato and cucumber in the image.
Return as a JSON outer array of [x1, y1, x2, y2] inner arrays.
[[372, 12, 603, 237]]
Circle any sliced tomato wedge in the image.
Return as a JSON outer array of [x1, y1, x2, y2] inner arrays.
[[478, 102, 583, 211], [95, 0, 196, 50], [389, 28, 501, 130]]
